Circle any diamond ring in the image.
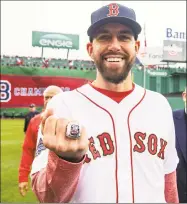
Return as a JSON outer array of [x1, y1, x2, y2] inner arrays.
[[66, 121, 81, 139]]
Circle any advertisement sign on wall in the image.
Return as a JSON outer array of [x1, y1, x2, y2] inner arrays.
[[0, 75, 89, 108], [32, 31, 79, 50]]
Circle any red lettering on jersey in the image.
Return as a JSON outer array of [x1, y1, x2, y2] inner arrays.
[[84, 154, 91, 164], [89, 137, 101, 160], [107, 3, 119, 17], [133, 132, 146, 153], [157, 138, 167, 160], [97, 132, 114, 156], [147, 134, 158, 155]]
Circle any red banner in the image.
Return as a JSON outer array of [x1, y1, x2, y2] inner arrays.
[[1, 75, 91, 108]]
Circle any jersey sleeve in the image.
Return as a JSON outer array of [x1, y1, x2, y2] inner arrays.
[[31, 151, 84, 203], [30, 93, 84, 202], [19, 118, 36, 182], [31, 93, 73, 175], [163, 101, 179, 174], [47, 93, 73, 119]]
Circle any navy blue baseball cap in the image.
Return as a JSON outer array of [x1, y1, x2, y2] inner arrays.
[[87, 3, 142, 40], [29, 103, 35, 108]]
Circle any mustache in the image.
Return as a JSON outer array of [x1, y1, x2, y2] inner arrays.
[[101, 52, 130, 59]]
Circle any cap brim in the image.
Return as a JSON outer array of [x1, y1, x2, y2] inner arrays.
[[87, 16, 142, 37]]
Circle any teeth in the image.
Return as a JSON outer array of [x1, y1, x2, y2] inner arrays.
[[106, 58, 122, 62]]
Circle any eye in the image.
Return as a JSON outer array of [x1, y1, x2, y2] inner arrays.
[[96, 34, 111, 41], [118, 35, 132, 41]]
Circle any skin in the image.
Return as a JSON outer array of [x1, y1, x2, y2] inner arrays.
[[41, 23, 140, 163], [19, 85, 62, 197], [43, 85, 63, 109], [87, 23, 140, 92], [29, 106, 36, 112]]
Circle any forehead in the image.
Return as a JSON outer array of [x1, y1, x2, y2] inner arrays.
[[44, 90, 57, 97], [95, 23, 134, 34]]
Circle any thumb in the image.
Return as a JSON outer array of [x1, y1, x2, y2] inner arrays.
[[41, 108, 54, 133], [41, 108, 54, 121]]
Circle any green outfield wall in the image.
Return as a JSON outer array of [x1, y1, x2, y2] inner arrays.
[[0, 66, 186, 117]]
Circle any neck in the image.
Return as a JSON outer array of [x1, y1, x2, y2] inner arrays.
[[92, 71, 133, 92]]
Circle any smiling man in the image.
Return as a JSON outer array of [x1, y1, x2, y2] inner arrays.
[[31, 3, 179, 203], [88, 23, 138, 85]]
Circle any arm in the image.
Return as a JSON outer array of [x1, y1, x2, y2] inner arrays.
[[31, 151, 84, 203], [19, 118, 38, 182], [31, 94, 88, 203], [24, 114, 31, 133], [23, 116, 28, 133], [165, 171, 179, 203]]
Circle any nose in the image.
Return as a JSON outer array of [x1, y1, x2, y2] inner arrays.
[[108, 37, 121, 52]]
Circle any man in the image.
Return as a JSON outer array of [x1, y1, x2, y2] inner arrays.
[[18, 85, 62, 197], [23, 103, 40, 133], [173, 87, 187, 203], [31, 3, 179, 203]]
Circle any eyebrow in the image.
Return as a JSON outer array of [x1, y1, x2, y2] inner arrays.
[[95, 29, 134, 36], [119, 30, 134, 35]]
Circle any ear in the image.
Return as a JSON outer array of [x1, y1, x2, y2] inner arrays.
[[87, 42, 94, 59], [135, 40, 140, 53]]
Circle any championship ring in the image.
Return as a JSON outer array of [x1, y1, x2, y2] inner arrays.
[[66, 121, 81, 139]]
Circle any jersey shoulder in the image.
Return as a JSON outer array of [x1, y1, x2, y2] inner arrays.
[[46, 84, 88, 118], [30, 113, 42, 123], [145, 88, 171, 110], [49, 84, 88, 102]]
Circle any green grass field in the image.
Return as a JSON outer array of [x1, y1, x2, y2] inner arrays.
[[1, 119, 38, 202]]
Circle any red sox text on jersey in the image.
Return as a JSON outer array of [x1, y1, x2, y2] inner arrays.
[[84, 132, 167, 163]]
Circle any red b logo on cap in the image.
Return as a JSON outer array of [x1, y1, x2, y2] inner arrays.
[[107, 3, 119, 17]]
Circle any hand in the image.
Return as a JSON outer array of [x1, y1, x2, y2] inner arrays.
[[41, 108, 54, 135], [42, 110, 89, 162], [18, 182, 29, 197]]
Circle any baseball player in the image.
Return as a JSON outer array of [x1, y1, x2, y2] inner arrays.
[[18, 85, 62, 196], [31, 3, 179, 203], [23, 103, 40, 133]]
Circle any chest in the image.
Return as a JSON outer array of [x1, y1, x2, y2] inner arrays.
[[69, 101, 168, 165]]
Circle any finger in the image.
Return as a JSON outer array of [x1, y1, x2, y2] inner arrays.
[[43, 115, 58, 150], [20, 188, 25, 197], [22, 191, 26, 197], [57, 120, 86, 152], [77, 126, 89, 151], [25, 185, 29, 191], [41, 108, 54, 133], [66, 122, 86, 151], [41, 108, 54, 119], [55, 118, 70, 152]]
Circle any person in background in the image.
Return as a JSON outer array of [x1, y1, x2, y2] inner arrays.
[[18, 85, 62, 197], [23, 104, 40, 133], [173, 87, 187, 203]]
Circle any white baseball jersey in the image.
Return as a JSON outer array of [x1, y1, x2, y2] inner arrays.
[[31, 83, 178, 203]]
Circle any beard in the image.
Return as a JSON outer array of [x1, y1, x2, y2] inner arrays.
[[94, 52, 136, 84]]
